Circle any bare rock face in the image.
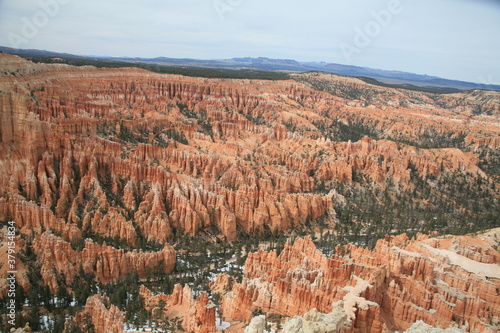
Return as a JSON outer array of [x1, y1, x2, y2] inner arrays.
[[214, 230, 500, 333], [68, 294, 124, 333], [32, 231, 175, 291], [140, 284, 216, 333], [244, 315, 266, 333], [281, 303, 349, 333], [402, 320, 466, 333]]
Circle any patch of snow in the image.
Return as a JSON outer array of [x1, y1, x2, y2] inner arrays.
[[41, 315, 54, 330], [216, 320, 231, 330]]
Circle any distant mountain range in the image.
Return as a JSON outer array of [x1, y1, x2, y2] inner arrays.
[[1, 46, 499, 91]]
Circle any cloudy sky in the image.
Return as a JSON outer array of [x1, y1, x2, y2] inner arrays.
[[1, 0, 499, 84]]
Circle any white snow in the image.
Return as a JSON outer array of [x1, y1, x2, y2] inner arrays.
[[216, 320, 231, 330], [215, 308, 231, 331], [41, 315, 54, 330]]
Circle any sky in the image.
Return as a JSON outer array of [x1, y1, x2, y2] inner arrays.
[[0, 0, 499, 84]]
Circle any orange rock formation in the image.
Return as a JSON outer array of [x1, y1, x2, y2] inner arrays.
[[32, 231, 175, 291], [213, 230, 500, 332], [1, 53, 497, 246], [0, 53, 499, 332], [140, 284, 216, 333], [68, 294, 124, 333]]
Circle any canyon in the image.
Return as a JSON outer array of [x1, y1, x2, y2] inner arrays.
[[0, 53, 499, 332], [214, 229, 500, 332], [69, 229, 500, 333]]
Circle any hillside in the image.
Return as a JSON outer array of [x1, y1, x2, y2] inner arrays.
[[0, 53, 499, 332]]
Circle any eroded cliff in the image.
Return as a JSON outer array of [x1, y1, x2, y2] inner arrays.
[[32, 231, 175, 291], [212, 230, 500, 332], [1, 54, 498, 249], [1, 53, 499, 332]]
